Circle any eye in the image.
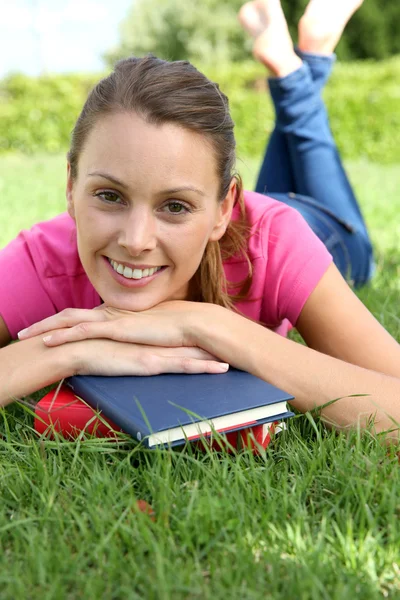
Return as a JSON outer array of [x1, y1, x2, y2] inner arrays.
[[94, 191, 122, 204], [163, 201, 191, 215]]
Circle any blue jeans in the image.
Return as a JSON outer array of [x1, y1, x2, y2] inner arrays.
[[255, 51, 374, 287]]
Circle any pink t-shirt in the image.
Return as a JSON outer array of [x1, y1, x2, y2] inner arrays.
[[0, 191, 332, 340]]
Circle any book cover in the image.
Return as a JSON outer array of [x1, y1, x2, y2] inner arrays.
[[65, 369, 294, 448]]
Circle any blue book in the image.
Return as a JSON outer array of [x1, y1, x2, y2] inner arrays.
[[66, 369, 294, 448]]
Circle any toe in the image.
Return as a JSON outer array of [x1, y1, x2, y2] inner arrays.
[[238, 2, 267, 38]]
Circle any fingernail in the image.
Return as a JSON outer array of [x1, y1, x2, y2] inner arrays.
[[17, 328, 28, 339], [217, 363, 229, 371], [43, 335, 52, 343]]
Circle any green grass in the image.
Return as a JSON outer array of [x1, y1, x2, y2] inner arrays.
[[0, 154, 400, 598]]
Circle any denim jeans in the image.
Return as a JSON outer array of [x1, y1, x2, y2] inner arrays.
[[255, 50, 374, 287]]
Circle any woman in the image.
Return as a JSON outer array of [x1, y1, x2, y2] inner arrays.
[[1, 0, 399, 439]]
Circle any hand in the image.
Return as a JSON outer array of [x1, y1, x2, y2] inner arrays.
[[17, 302, 219, 349], [17, 302, 239, 374], [68, 339, 229, 376], [17, 305, 189, 347]]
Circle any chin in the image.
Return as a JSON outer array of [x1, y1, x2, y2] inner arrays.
[[101, 291, 166, 312], [108, 298, 160, 312]]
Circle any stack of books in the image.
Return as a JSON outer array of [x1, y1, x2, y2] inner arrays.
[[34, 369, 294, 453]]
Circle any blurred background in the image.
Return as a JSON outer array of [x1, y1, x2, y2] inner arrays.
[[1, 0, 400, 159], [3, 0, 400, 77], [0, 0, 400, 255]]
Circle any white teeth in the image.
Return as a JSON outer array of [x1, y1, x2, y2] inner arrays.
[[109, 259, 162, 280]]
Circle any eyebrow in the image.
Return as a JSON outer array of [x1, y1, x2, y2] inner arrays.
[[88, 171, 128, 189], [87, 171, 206, 197]]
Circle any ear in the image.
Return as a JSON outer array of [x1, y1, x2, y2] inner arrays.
[[66, 162, 75, 220], [209, 178, 237, 242]]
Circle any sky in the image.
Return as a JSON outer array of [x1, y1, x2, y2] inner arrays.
[[0, 0, 133, 77]]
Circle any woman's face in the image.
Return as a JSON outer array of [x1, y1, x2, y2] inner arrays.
[[67, 112, 235, 311]]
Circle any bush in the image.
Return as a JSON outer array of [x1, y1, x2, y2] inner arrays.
[[203, 57, 400, 163], [1, 57, 400, 163], [0, 73, 99, 154]]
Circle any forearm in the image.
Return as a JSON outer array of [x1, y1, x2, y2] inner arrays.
[[193, 309, 400, 436], [0, 337, 75, 407]]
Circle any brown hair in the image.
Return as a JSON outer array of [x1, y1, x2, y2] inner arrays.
[[68, 55, 253, 309]]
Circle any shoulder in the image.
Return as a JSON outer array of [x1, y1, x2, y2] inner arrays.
[[241, 190, 290, 226], [233, 190, 310, 259], [229, 190, 332, 328], [0, 213, 98, 339], [17, 212, 84, 278], [240, 189, 332, 270]]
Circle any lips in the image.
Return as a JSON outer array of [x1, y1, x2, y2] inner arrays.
[[104, 256, 167, 288], [108, 258, 163, 280]]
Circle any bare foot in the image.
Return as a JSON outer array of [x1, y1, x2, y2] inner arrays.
[[238, 0, 302, 77], [298, 0, 364, 55]]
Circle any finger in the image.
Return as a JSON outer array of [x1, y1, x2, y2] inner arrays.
[[155, 347, 218, 361], [41, 320, 139, 346], [42, 318, 183, 347], [155, 356, 229, 375], [176, 348, 218, 361], [18, 308, 107, 340], [42, 323, 217, 362]]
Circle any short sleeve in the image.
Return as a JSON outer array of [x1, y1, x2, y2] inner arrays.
[[0, 233, 58, 339], [261, 203, 333, 328]]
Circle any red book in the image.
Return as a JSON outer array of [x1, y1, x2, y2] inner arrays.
[[35, 385, 280, 452], [34, 386, 121, 439]]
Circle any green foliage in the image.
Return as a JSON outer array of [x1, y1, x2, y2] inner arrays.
[[105, 0, 249, 65], [107, 0, 400, 65], [1, 57, 400, 163], [202, 57, 400, 164], [280, 0, 400, 61], [0, 73, 99, 154], [1, 402, 400, 597]]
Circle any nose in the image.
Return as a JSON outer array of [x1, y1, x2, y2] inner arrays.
[[118, 206, 157, 256]]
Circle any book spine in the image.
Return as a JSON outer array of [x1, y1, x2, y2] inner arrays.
[[66, 377, 150, 447]]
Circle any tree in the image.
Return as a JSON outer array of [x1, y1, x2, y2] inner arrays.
[[106, 0, 250, 63], [105, 0, 250, 65], [105, 0, 400, 66]]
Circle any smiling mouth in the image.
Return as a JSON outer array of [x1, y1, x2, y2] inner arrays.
[[108, 258, 166, 280]]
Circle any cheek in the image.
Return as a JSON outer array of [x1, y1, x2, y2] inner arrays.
[[75, 208, 116, 248], [162, 220, 212, 261]]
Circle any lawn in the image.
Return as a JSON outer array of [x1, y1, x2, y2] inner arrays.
[[0, 154, 399, 599]]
